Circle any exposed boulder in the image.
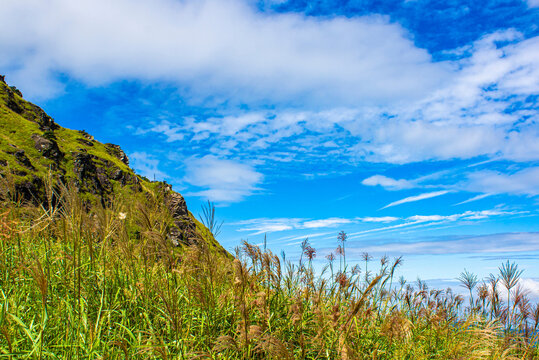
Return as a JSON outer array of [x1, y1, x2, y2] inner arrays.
[[14, 175, 44, 203], [73, 151, 104, 194], [164, 189, 200, 246], [166, 191, 189, 218], [105, 143, 129, 166], [78, 130, 94, 141], [36, 110, 59, 131], [6, 90, 23, 114], [9, 86, 22, 98], [12, 149, 34, 170], [32, 133, 64, 162], [76, 138, 94, 147]]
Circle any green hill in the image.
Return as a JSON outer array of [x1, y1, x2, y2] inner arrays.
[[0, 75, 225, 254]]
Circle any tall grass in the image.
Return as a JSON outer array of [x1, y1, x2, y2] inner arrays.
[[0, 181, 537, 359]]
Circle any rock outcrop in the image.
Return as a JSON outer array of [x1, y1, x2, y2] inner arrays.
[[105, 143, 129, 166], [32, 133, 64, 162]]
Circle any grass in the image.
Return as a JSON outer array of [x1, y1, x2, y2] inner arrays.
[[0, 179, 537, 359]]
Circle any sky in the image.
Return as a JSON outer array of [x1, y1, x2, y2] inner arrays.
[[1, 0, 538, 295]]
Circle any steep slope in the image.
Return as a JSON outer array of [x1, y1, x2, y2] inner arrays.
[[0, 75, 226, 254]]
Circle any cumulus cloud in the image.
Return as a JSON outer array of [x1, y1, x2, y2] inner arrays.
[[0, 0, 447, 104], [381, 190, 451, 209], [361, 175, 415, 190], [2, 0, 537, 205], [184, 155, 263, 202], [132, 30, 538, 172]]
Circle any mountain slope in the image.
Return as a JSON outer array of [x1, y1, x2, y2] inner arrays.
[[0, 75, 226, 254]]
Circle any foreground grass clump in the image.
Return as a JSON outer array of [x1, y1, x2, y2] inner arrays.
[[0, 187, 538, 359]]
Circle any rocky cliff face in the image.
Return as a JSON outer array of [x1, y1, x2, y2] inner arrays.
[[0, 75, 220, 251]]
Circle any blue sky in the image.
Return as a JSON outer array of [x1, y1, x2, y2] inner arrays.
[[1, 0, 538, 294]]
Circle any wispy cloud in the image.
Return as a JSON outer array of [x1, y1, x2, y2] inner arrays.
[[359, 216, 400, 223], [234, 218, 301, 235], [345, 232, 539, 256], [381, 190, 450, 209], [347, 209, 524, 239], [302, 218, 353, 229], [235, 216, 355, 235], [235, 208, 526, 238], [454, 193, 493, 206], [137, 120, 185, 142]]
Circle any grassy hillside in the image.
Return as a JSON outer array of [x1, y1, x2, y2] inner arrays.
[[0, 76, 225, 254]]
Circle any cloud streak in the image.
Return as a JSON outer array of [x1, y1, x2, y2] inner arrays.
[[345, 232, 539, 256], [381, 190, 450, 209]]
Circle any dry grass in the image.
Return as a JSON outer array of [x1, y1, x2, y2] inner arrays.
[[0, 182, 537, 359]]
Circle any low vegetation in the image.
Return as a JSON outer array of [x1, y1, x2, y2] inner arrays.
[[0, 177, 537, 359]]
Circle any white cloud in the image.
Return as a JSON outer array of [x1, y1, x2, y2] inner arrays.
[[235, 218, 301, 235], [347, 209, 525, 239], [462, 167, 539, 197], [0, 0, 447, 105], [359, 216, 400, 223], [156, 31, 538, 167], [527, 0, 539, 8], [2, 0, 537, 190], [234, 216, 355, 235], [347, 232, 539, 255], [381, 190, 451, 209], [184, 155, 263, 202], [361, 175, 414, 190], [129, 151, 168, 180], [454, 193, 493, 206], [302, 218, 352, 229], [243, 223, 294, 235], [518, 278, 539, 298], [407, 215, 446, 222], [142, 120, 185, 142]]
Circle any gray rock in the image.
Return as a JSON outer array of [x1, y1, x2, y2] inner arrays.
[[31, 134, 64, 162], [13, 150, 34, 170], [105, 143, 129, 165]]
